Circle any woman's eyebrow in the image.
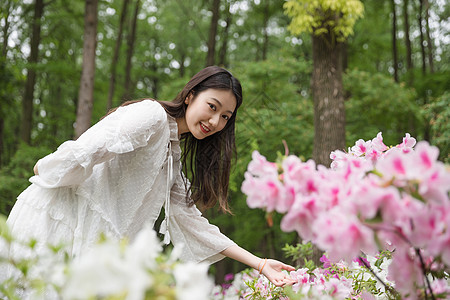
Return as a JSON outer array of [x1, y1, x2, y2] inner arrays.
[[211, 97, 233, 115]]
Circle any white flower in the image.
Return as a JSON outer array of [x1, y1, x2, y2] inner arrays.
[[174, 262, 213, 300], [125, 224, 162, 269], [62, 239, 152, 300]]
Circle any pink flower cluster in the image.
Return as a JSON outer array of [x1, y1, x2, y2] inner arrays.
[[290, 267, 353, 298], [242, 133, 450, 297]]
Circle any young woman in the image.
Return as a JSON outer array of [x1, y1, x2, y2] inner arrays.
[[6, 66, 295, 287]]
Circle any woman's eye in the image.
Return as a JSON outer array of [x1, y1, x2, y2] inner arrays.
[[223, 115, 230, 121], [209, 104, 216, 111]]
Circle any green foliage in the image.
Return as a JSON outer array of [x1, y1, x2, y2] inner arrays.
[[284, 0, 364, 41], [282, 242, 316, 270], [344, 69, 423, 147], [424, 92, 450, 163], [0, 143, 51, 215]]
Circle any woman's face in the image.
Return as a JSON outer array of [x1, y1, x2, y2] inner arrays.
[[179, 88, 237, 139]]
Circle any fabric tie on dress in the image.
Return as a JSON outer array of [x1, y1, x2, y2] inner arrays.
[[160, 142, 173, 244]]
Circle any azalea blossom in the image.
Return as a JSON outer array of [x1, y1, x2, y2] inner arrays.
[[242, 132, 450, 299]]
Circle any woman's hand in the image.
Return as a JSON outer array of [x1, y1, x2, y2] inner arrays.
[[220, 245, 297, 287], [261, 259, 297, 287]]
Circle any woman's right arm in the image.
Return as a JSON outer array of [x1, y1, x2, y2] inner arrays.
[[31, 100, 166, 188]]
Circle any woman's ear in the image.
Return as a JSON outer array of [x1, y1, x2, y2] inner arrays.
[[185, 93, 193, 104]]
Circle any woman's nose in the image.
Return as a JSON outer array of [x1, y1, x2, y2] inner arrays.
[[209, 114, 219, 127]]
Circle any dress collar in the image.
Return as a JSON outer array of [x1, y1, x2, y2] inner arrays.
[[167, 115, 180, 142]]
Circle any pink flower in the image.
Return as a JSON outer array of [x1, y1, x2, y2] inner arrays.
[[350, 139, 371, 157], [351, 182, 403, 223], [387, 247, 423, 296], [396, 133, 416, 153], [324, 277, 353, 298], [247, 150, 278, 177], [290, 268, 311, 293], [280, 195, 323, 240], [242, 173, 285, 212], [410, 143, 450, 204], [371, 132, 388, 152], [312, 210, 377, 262], [412, 141, 439, 171], [426, 205, 450, 265], [330, 149, 348, 169], [430, 278, 450, 296], [350, 139, 372, 157], [376, 148, 415, 182]]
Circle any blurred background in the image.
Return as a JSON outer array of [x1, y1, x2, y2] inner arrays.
[[0, 0, 448, 283]]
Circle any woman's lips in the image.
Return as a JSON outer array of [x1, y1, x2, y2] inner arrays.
[[200, 123, 210, 134]]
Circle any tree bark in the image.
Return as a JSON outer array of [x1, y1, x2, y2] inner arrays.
[[107, 0, 130, 110], [123, 0, 140, 102], [423, 0, 434, 73], [206, 0, 220, 66], [417, 0, 427, 75], [403, 0, 413, 84], [20, 0, 44, 144], [75, 0, 98, 139], [390, 0, 399, 82], [311, 33, 346, 167]]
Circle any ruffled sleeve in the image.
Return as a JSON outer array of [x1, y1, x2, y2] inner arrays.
[[31, 100, 167, 189], [167, 174, 236, 265]]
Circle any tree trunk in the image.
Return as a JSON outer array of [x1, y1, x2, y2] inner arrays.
[[261, 0, 269, 61], [0, 117, 4, 166], [2, 0, 13, 57], [403, 0, 413, 84], [206, 0, 220, 66], [75, 0, 98, 139], [123, 0, 140, 102], [423, 0, 434, 73], [218, 2, 231, 67], [20, 0, 44, 145], [107, 0, 129, 110], [417, 0, 427, 75], [311, 33, 346, 167], [390, 0, 399, 82], [151, 63, 159, 99], [179, 52, 186, 78]]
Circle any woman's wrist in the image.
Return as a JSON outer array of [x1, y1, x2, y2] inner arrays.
[[257, 258, 268, 274]]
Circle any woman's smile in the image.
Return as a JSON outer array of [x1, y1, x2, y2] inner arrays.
[[200, 122, 211, 134]]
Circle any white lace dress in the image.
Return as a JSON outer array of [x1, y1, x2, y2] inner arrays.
[[6, 100, 235, 264]]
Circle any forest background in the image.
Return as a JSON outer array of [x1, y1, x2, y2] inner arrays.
[[0, 0, 449, 283]]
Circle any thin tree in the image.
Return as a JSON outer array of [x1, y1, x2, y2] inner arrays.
[[218, 1, 232, 67], [21, 0, 44, 144], [424, 0, 434, 73], [75, 0, 98, 139], [391, 0, 399, 82], [403, 0, 413, 84], [261, 0, 270, 61], [123, 0, 140, 102], [1, 0, 14, 57], [417, 0, 427, 75], [206, 0, 220, 66], [107, 0, 130, 110]]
